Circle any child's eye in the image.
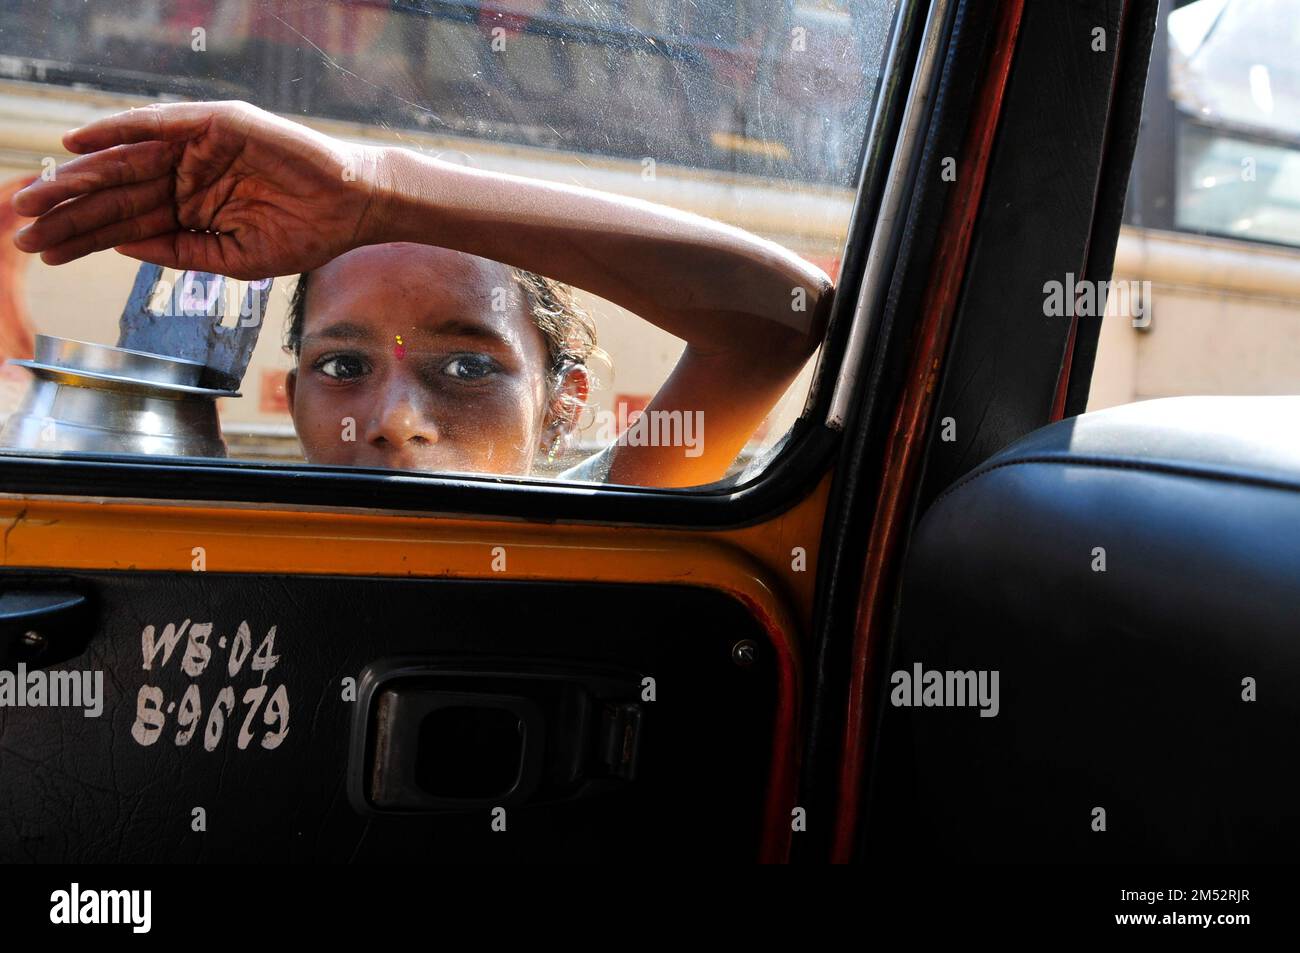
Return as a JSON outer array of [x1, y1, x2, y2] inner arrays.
[[442, 355, 499, 381], [315, 354, 369, 380]]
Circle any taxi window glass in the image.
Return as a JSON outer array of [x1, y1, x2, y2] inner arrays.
[[0, 0, 899, 489], [1167, 0, 1300, 245], [1089, 0, 1300, 415]]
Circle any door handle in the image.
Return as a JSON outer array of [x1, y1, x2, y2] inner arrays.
[[348, 658, 644, 814], [0, 589, 93, 670]]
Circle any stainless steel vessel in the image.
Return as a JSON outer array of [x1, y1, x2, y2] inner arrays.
[[0, 335, 240, 457], [0, 265, 271, 458]]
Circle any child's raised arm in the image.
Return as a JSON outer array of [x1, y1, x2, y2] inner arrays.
[[11, 100, 833, 486]]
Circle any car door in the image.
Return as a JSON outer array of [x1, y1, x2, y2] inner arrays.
[[0, 0, 899, 866]]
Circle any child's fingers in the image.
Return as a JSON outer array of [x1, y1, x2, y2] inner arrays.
[[15, 176, 175, 254], [36, 205, 180, 267], [61, 102, 218, 154], [11, 141, 180, 218]]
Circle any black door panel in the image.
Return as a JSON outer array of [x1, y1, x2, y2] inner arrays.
[[0, 575, 775, 862]]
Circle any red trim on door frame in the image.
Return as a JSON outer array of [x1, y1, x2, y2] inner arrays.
[[831, 0, 1027, 863], [1050, 1, 1130, 423], [1050, 321, 1079, 421]]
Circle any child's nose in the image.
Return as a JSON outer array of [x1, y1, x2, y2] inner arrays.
[[365, 382, 440, 448]]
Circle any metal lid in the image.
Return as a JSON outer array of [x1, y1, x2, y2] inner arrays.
[[33, 334, 207, 387], [8, 359, 241, 398]]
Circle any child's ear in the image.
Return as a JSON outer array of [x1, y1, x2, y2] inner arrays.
[[285, 368, 297, 412], [537, 364, 591, 456], [553, 364, 590, 435]]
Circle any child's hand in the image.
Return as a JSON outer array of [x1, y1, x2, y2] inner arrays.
[[10, 100, 386, 279]]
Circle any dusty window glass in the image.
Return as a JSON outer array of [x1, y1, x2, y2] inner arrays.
[[0, 0, 898, 488]]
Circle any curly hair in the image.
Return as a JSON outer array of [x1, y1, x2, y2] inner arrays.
[[284, 265, 600, 391]]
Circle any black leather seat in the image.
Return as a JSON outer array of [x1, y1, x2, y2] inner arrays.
[[866, 396, 1300, 862]]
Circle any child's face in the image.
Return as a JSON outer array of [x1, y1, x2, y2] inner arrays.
[[286, 243, 553, 475]]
